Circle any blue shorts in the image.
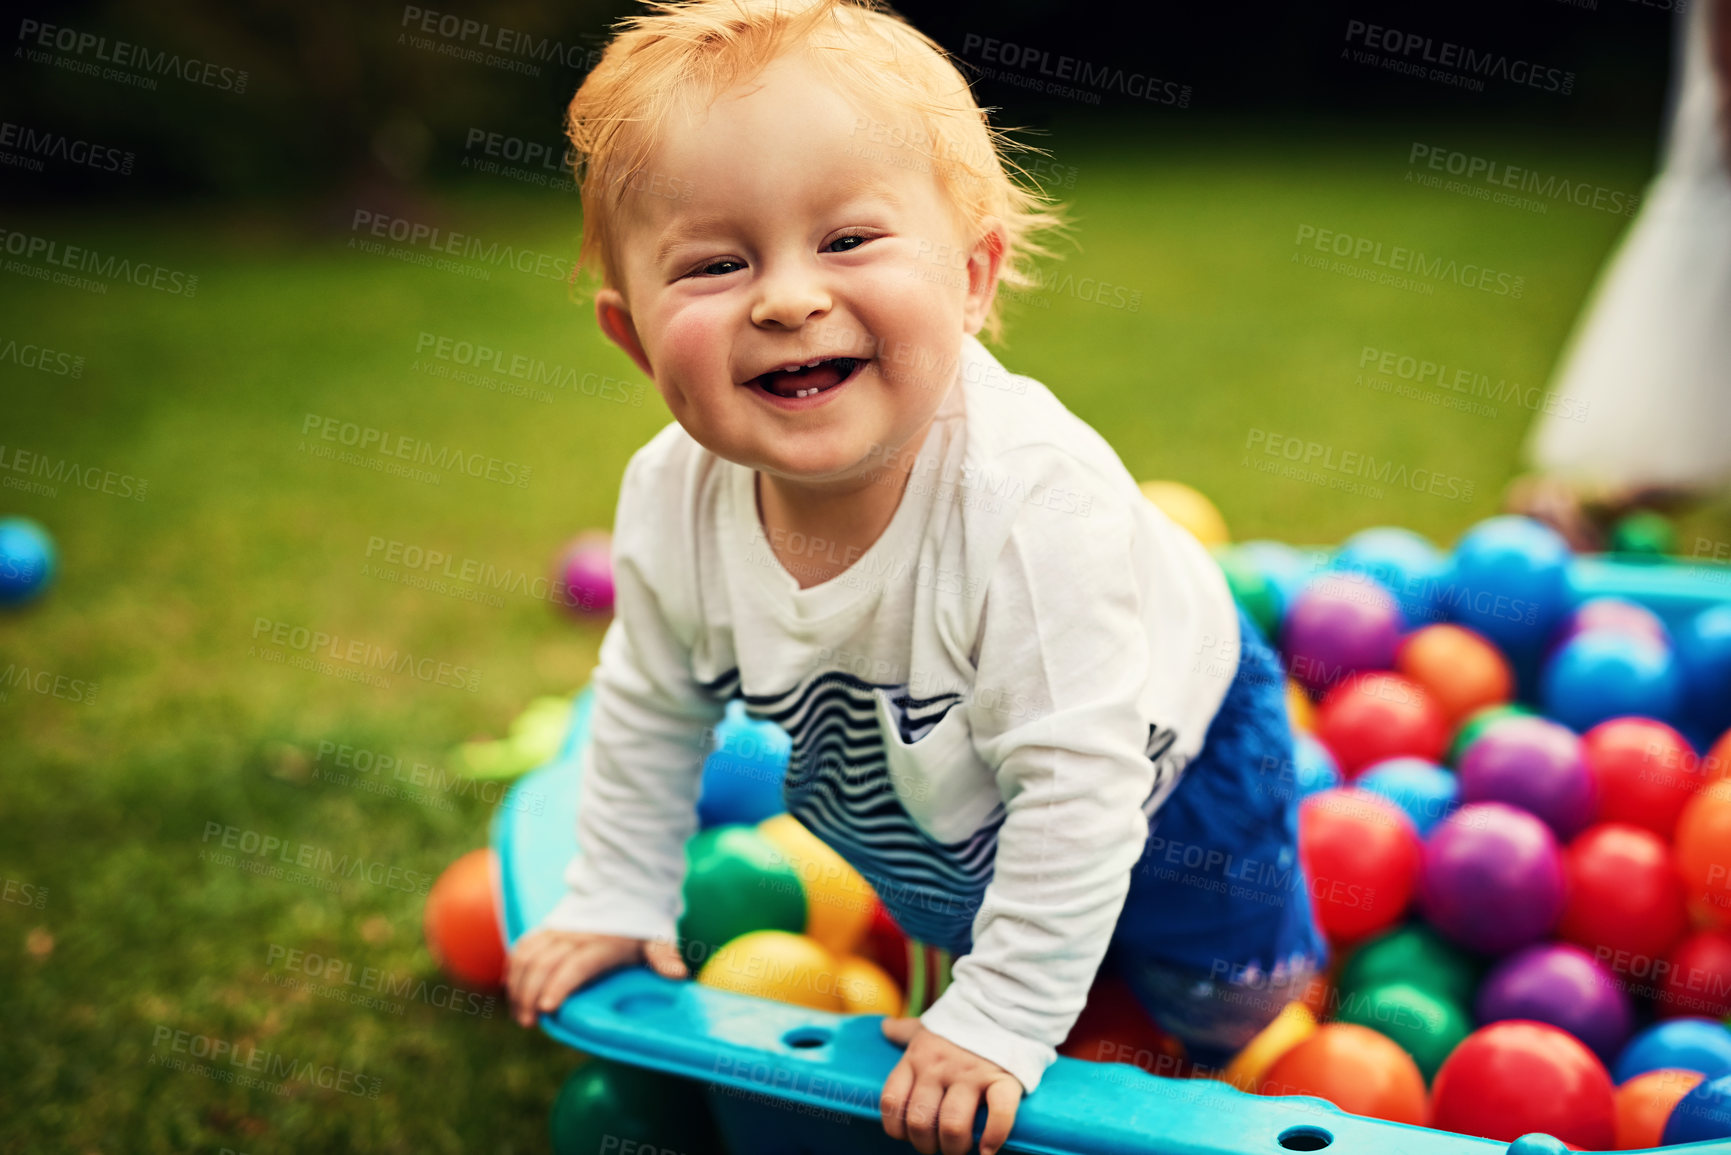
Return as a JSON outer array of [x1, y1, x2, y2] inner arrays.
[[1106, 607, 1327, 1063]]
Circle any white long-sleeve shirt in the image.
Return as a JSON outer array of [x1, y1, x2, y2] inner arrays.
[[540, 333, 1241, 1093]]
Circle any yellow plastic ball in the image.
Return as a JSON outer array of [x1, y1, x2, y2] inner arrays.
[[757, 813, 877, 957], [1138, 480, 1229, 548], [1221, 1002, 1317, 1093], [1286, 679, 1315, 733], [695, 930, 844, 1011], [836, 955, 904, 1015]]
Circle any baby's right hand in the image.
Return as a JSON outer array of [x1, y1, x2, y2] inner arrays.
[[505, 928, 690, 1027]]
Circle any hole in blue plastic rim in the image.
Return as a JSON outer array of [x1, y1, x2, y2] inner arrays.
[[1278, 1127, 1333, 1151], [612, 992, 675, 1016], [782, 1027, 832, 1049]]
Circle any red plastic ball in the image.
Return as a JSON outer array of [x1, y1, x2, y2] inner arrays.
[[861, 900, 909, 991], [424, 848, 507, 989], [1058, 973, 1185, 1077], [1298, 788, 1421, 943], [1557, 823, 1688, 966], [1656, 931, 1731, 1020], [1430, 1021, 1615, 1148], [1316, 672, 1448, 777], [1581, 718, 1702, 840]]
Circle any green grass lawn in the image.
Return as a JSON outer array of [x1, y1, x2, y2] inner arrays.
[[2, 127, 1723, 1154]]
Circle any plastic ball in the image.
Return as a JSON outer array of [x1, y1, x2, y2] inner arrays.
[[1676, 780, 1731, 930], [1582, 718, 1702, 840], [1664, 1072, 1731, 1145], [1259, 1022, 1428, 1125], [1609, 509, 1676, 558], [1332, 526, 1449, 629], [1238, 540, 1316, 614], [1446, 703, 1536, 767], [696, 930, 844, 1010], [1615, 1069, 1705, 1149], [1558, 823, 1688, 964], [1338, 922, 1484, 1009], [835, 955, 902, 1015], [677, 825, 806, 971], [1543, 630, 1682, 733], [1396, 624, 1512, 728], [1613, 1018, 1731, 1084], [1139, 480, 1228, 548], [1710, 728, 1731, 781], [1678, 605, 1731, 736], [1445, 516, 1573, 651], [553, 531, 614, 616], [1356, 758, 1459, 837], [1474, 943, 1634, 1062], [550, 1059, 724, 1155], [1059, 972, 1183, 1076], [1216, 548, 1282, 642], [1316, 672, 1448, 777], [1656, 932, 1731, 1020], [1298, 788, 1421, 943], [695, 701, 791, 828], [0, 517, 56, 607], [1286, 680, 1316, 734], [1553, 597, 1672, 653], [1222, 1002, 1317, 1092], [423, 849, 506, 990], [860, 902, 910, 991], [1431, 1021, 1615, 1147], [757, 813, 877, 957], [1457, 716, 1596, 840], [1283, 575, 1405, 694], [1291, 732, 1340, 798], [1334, 981, 1472, 1081], [1419, 802, 1565, 955]]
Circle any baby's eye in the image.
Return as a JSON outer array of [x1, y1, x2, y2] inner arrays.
[[825, 233, 872, 253], [693, 258, 744, 277]]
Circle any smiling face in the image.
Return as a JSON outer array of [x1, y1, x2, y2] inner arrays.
[[593, 49, 1004, 491]]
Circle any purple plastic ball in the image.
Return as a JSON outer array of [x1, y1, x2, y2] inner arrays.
[[1475, 943, 1634, 1062], [555, 536, 614, 616], [1281, 573, 1405, 693], [1419, 801, 1565, 955], [1457, 716, 1597, 840]]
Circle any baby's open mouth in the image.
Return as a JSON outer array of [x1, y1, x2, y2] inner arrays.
[[749, 357, 863, 399]]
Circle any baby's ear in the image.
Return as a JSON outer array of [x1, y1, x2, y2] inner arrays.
[[595, 289, 654, 379], [961, 220, 1007, 336]]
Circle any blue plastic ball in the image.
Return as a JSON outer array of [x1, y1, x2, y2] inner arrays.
[[1332, 527, 1449, 630], [1356, 757, 1460, 836], [1445, 516, 1572, 651], [1663, 1073, 1731, 1145], [1291, 733, 1341, 798], [1236, 540, 1317, 624], [1612, 1018, 1731, 1085], [1541, 629, 1682, 732], [0, 517, 56, 607], [695, 700, 790, 828], [1678, 604, 1731, 735]]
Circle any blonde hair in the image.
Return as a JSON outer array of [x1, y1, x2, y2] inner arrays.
[[565, 0, 1069, 341]]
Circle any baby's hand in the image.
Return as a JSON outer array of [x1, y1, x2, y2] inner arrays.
[[879, 1017, 1023, 1155], [505, 928, 688, 1027]]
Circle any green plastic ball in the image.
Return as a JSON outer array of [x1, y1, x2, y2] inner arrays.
[[1333, 981, 1473, 1081], [677, 824, 806, 972], [550, 1059, 725, 1155], [1608, 510, 1675, 559], [1338, 922, 1484, 1010], [1445, 702, 1536, 767], [1216, 548, 1282, 642]]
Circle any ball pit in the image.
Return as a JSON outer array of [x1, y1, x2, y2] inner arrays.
[[1430, 1021, 1616, 1149], [1473, 943, 1633, 1062], [1581, 717, 1703, 839], [1395, 624, 1512, 728], [1260, 1022, 1428, 1126], [1613, 1018, 1731, 1084], [1657, 931, 1731, 1020], [1678, 604, 1731, 735], [1456, 716, 1595, 840], [1419, 803, 1565, 955], [1298, 788, 1420, 943], [1557, 823, 1688, 964], [1675, 779, 1731, 930], [1355, 758, 1458, 836], [1334, 980, 1470, 1081], [1283, 575, 1405, 693], [1332, 526, 1448, 629], [1543, 629, 1682, 732], [1316, 672, 1447, 776], [1445, 516, 1572, 652], [1664, 1072, 1731, 1145], [1615, 1069, 1705, 1150]]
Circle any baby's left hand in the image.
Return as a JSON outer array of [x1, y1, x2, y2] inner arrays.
[[879, 1017, 1023, 1155]]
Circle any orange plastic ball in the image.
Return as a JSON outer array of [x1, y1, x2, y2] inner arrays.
[[1259, 1022, 1428, 1126], [1615, 1069, 1704, 1149], [1287, 679, 1316, 734], [1676, 780, 1731, 930], [1706, 728, 1731, 781], [1395, 625, 1513, 727], [424, 848, 507, 989]]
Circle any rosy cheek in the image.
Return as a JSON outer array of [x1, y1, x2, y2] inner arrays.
[[657, 299, 731, 375]]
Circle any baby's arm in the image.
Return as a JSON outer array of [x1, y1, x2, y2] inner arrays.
[[508, 452, 726, 1024], [923, 468, 1165, 1093]]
